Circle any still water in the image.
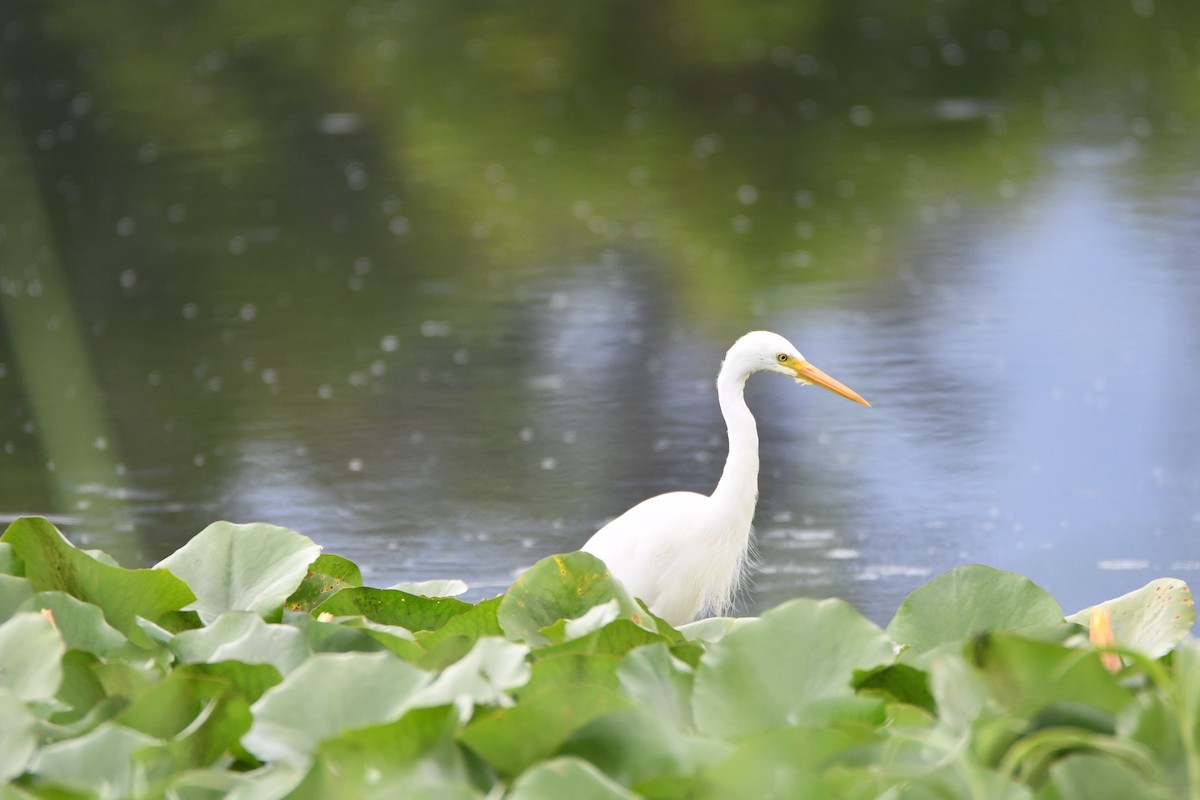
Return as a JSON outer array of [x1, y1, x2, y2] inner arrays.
[[1, 2, 1199, 623]]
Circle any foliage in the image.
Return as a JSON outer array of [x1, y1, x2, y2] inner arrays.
[[0, 517, 1197, 799]]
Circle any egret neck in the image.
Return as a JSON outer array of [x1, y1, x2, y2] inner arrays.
[[709, 362, 760, 547]]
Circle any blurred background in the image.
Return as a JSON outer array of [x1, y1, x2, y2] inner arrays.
[[1, 0, 1198, 623]]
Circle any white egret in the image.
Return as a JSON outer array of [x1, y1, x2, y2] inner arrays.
[[582, 331, 869, 626]]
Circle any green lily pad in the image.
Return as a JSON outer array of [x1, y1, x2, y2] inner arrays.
[[27, 722, 161, 799], [498, 552, 653, 645], [387, 578, 469, 597], [312, 586, 472, 632], [171, 612, 311, 675], [292, 705, 479, 800], [415, 596, 504, 651], [971, 632, 1133, 717], [0, 542, 21, 576], [0, 611, 64, 703], [283, 554, 362, 613], [156, 521, 322, 624], [561, 708, 728, 788], [460, 680, 632, 776], [19, 592, 129, 658], [0, 574, 33, 620], [507, 756, 640, 800], [243, 651, 431, 767], [615, 642, 695, 728], [888, 565, 1065, 654], [1044, 753, 1175, 800], [0, 688, 37, 782], [411, 636, 530, 709], [1067, 578, 1196, 659], [692, 598, 893, 737], [1, 517, 194, 637]]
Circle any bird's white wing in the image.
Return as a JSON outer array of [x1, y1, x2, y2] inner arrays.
[[582, 491, 711, 624]]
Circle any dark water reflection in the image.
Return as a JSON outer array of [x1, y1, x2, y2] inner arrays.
[[1, 1, 1199, 623]]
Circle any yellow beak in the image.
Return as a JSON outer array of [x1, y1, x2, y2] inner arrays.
[[791, 361, 871, 407]]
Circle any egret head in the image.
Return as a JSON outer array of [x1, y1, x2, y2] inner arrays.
[[727, 330, 870, 407]]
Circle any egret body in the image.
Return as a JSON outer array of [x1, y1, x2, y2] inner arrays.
[[582, 331, 869, 626]]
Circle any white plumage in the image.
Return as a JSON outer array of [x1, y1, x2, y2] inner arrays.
[[582, 331, 869, 626]]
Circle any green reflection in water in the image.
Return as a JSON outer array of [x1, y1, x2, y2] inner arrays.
[[0, 0, 1197, 580]]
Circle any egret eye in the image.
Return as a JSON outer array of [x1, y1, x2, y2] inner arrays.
[[777, 353, 789, 363]]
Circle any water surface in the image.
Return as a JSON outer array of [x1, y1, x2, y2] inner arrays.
[[1, 1, 1198, 623]]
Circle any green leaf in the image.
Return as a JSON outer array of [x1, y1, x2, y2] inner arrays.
[[182, 661, 283, 706], [155, 521, 322, 624], [971, 632, 1133, 717], [415, 596, 504, 650], [119, 671, 255, 767], [1067, 578, 1196, 660], [115, 670, 230, 739], [1043, 753, 1175, 800], [561, 709, 728, 788], [460, 682, 632, 776], [1, 517, 195, 637], [171, 612, 311, 675], [677, 615, 753, 643], [0, 574, 33, 620], [507, 756, 640, 800], [615, 643, 695, 728], [53, 649, 110, 727], [853, 663, 936, 714], [498, 552, 654, 645], [888, 565, 1065, 654], [27, 722, 161, 799], [291, 706, 479, 800], [692, 598, 893, 737], [387, 578, 469, 597], [0, 542, 21, 575], [0, 611, 64, 702], [244, 651, 431, 767], [538, 618, 667, 658], [19, 592, 129, 657], [313, 586, 472, 632], [283, 554, 362, 613], [411, 636, 531, 709], [283, 610, 398, 657], [0, 688, 38, 782], [164, 763, 307, 800], [705, 724, 879, 799]]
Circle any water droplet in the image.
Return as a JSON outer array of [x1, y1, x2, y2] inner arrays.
[[115, 217, 136, 237], [318, 113, 361, 135], [848, 105, 873, 127], [380, 335, 399, 352], [119, 269, 137, 289], [239, 304, 257, 322], [348, 458, 363, 472]]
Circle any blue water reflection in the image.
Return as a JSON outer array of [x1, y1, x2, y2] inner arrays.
[[1, 2, 1198, 625]]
